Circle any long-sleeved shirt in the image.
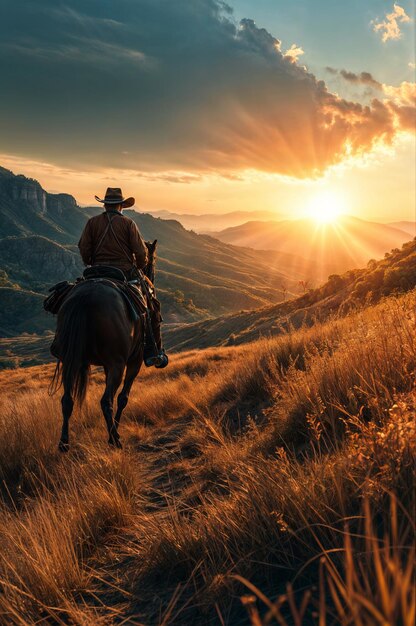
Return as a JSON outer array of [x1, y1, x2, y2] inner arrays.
[[78, 210, 148, 271]]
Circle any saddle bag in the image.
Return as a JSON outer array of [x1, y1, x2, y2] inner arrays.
[[44, 281, 74, 314]]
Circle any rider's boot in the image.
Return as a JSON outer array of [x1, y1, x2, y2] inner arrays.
[[143, 302, 168, 368], [144, 347, 169, 368], [155, 348, 169, 368]]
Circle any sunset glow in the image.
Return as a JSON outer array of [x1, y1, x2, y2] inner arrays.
[[307, 191, 346, 224], [0, 0, 414, 221]]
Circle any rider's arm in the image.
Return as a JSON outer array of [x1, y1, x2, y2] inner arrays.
[[129, 221, 148, 269], [78, 220, 93, 265]]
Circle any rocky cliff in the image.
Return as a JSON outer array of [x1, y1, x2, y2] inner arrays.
[[0, 236, 82, 290], [0, 166, 85, 242]]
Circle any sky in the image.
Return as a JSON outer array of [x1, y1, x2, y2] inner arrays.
[[0, 0, 415, 221]]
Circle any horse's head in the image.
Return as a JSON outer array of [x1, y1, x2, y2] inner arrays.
[[144, 239, 157, 283]]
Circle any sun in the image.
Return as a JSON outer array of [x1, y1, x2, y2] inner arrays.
[[307, 191, 346, 224]]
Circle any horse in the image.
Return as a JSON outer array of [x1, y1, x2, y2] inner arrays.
[[52, 240, 157, 452]]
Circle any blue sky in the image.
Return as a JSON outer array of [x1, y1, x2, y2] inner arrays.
[[231, 0, 415, 84]]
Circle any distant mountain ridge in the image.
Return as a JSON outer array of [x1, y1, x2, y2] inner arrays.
[[211, 216, 410, 279], [388, 221, 416, 238], [146, 209, 282, 232]]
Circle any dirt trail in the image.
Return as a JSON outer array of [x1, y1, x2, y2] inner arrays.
[[79, 416, 208, 625]]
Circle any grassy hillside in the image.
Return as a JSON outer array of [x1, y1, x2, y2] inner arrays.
[[0, 222, 297, 335], [0, 333, 54, 369], [0, 288, 51, 338], [211, 215, 410, 278], [3, 238, 414, 364], [165, 238, 416, 351], [0, 291, 414, 624]]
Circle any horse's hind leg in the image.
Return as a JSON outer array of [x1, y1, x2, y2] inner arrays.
[[114, 359, 142, 429], [101, 364, 124, 448], [59, 384, 73, 452]]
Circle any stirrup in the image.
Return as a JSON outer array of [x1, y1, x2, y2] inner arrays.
[[144, 349, 169, 368]]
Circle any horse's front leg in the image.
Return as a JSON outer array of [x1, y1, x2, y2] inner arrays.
[[101, 365, 124, 448], [59, 387, 73, 452]]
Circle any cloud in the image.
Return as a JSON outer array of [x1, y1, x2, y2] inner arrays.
[[0, 0, 414, 180], [327, 67, 382, 90], [340, 70, 382, 90], [382, 82, 416, 131], [3, 38, 151, 67], [383, 81, 416, 106], [372, 3, 411, 43], [283, 44, 304, 63]]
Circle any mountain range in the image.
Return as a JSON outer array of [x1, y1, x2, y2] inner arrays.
[[388, 221, 416, 237], [3, 234, 415, 368], [0, 167, 300, 336], [210, 216, 412, 279], [1, 164, 413, 352], [146, 209, 282, 232]]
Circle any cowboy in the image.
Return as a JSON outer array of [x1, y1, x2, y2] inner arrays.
[[78, 187, 168, 368]]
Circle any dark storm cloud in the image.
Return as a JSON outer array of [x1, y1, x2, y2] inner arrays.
[[0, 0, 412, 177]]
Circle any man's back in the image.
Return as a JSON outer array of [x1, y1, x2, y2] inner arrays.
[[78, 211, 147, 272]]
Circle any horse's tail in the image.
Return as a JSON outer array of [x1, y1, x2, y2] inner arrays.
[[50, 295, 90, 404]]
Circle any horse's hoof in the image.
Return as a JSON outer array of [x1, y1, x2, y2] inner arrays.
[[109, 437, 123, 449], [58, 441, 69, 453]]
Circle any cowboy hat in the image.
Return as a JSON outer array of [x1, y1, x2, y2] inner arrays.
[[95, 187, 135, 209]]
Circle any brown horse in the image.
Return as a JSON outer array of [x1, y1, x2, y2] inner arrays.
[[53, 240, 157, 451]]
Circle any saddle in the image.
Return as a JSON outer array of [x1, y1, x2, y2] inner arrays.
[[83, 265, 125, 282], [44, 265, 148, 321]]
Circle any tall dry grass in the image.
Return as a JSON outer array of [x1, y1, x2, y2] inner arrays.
[[238, 494, 415, 626], [0, 292, 414, 624]]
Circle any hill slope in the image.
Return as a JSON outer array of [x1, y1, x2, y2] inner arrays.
[[212, 215, 410, 278], [0, 289, 414, 624], [164, 238, 416, 351], [389, 220, 416, 237], [0, 236, 82, 292]]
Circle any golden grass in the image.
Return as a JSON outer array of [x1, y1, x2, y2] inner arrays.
[[0, 292, 414, 624], [239, 494, 415, 626]]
